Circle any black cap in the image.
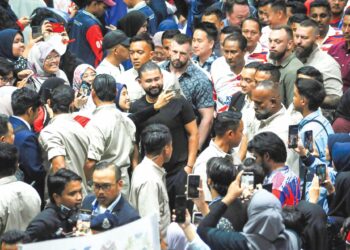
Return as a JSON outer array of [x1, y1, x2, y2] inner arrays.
[[102, 30, 130, 50]]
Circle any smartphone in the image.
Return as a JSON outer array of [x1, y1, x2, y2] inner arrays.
[[288, 125, 299, 148], [78, 82, 91, 97], [32, 26, 42, 39], [175, 195, 187, 223], [165, 88, 181, 98], [316, 164, 326, 183], [76, 210, 92, 236], [187, 174, 200, 199], [304, 130, 313, 152], [50, 22, 65, 33], [241, 172, 255, 188], [192, 212, 203, 226]]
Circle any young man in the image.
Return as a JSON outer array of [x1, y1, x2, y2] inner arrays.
[[328, 0, 347, 27], [25, 169, 83, 242], [68, 0, 116, 66], [129, 124, 172, 238], [248, 132, 300, 207], [0, 114, 14, 144], [224, 0, 250, 27]]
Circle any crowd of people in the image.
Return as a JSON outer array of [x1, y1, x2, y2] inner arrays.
[[0, 0, 350, 249]]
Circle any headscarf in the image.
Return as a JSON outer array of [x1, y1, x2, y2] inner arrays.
[[328, 172, 350, 218], [115, 83, 127, 111], [296, 200, 328, 250], [117, 11, 147, 37], [157, 19, 178, 32], [38, 77, 66, 104], [332, 142, 350, 172], [28, 41, 68, 91], [335, 89, 350, 121], [327, 133, 350, 161], [0, 29, 21, 61], [72, 64, 95, 91], [242, 189, 295, 250]]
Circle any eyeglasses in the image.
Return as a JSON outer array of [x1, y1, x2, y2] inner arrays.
[[92, 182, 116, 191], [45, 54, 60, 63]]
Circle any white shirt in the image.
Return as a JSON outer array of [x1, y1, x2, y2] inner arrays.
[[96, 58, 125, 81], [260, 26, 272, 49]]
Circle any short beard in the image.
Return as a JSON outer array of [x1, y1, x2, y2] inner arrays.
[[145, 86, 163, 98], [269, 49, 286, 61], [255, 110, 272, 120], [295, 44, 314, 61], [170, 58, 188, 69]]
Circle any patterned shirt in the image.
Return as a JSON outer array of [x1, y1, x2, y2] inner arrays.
[[319, 26, 344, 53], [264, 166, 301, 207], [192, 53, 218, 73], [161, 61, 214, 111]]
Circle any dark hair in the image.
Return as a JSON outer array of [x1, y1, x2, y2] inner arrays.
[[243, 164, 266, 184], [214, 111, 242, 136], [47, 168, 82, 204], [258, 0, 270, 8], [0, 57, 14, 76], [38, 77, 66, 104], [221, 25, 242, 35], [0, 230, 26, 244], [282, 206, 305, 235], [242, 17, 262, 33], [345, 8, 350, 16], [141, 124, 172, 156], [194, 22, 218, 42], [245, 61, 262, 70], [248, 132, 287, 163], [223, 33, 247, 51], [203, 8, 223, 21], [11, 88, 41, 116], [271, 25, 293, 40], [172, 33, 192, 46], [161, 29, 181, 43], [310, 0, 332, 15], [50, 85, 75, 113], [0, 114, 9, 137], [0, 142, 18, 177], [286, 1, 307, 15], [94, 162, 121, 182], [297, 66, 323, 83], [270, 0, 287, 15], [92, 74, 117, 102], [288, 14, 309, 25], [300, 19, 320, 34], [256, 63, 281, 83], [295, 78, 326, 110], [30, 7, 67, 28], [137, 61, 162, 79], [224, 0, 249, 14], [206, 157, 238, 196], [130, 33, 155, 51]]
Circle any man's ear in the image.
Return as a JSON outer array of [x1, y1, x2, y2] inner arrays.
[[263, 152, 270, 162], [150, 51, 155, 60]]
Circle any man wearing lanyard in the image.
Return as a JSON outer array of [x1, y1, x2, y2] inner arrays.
[[68, 0, 116, 67], [81, 162, 140, 226]]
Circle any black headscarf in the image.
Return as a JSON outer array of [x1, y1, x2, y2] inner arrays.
[[335, 89, 350, 121], [296, 201, 328, 250], [328, 172, 350, 218], [117, 11, 147, 37], [0, 29, 21, 61]]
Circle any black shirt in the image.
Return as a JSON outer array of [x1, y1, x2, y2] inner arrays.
[[130, 95, 196, 175]]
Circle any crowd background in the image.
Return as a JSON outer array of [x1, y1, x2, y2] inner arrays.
[[0, 0, 350, 249]]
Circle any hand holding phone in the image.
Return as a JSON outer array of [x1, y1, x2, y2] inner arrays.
[[187, 174, 200, 199], [316, 164, 326, 183], [241, 172, 255, 189], [75, 210, 92, 236], [174, 195, 187, 223], [288, 125, 299, 148]]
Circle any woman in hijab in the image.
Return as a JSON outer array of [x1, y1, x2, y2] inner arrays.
[[333, 89, 350, 133], [72, 63, 96, 92], [197, 173, 298, 250], [117, 11, 148, 37], [27, 40, 68, 92]]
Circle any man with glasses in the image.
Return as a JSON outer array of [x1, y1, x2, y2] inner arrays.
[[82, 162, 140, 226]]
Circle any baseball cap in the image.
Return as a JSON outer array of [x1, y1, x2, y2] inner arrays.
[[99, 0, 116, 7], [102, 30, 130, 50]]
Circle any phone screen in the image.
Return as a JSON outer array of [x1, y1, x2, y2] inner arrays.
[[241, 172, 254, 188], [288, 125, 299, 148], [175, 195, 187, 223], [316, 164, 326, 183], [192, 212, 203, 226], [76, 210, 91, 236], [187, 174, 200, 199], [32, 26, 42, 39], [304, 130, 313, 152]]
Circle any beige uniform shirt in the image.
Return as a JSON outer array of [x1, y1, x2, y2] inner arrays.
[[39, 113, 90, 195], [129, 157, 170, 237]]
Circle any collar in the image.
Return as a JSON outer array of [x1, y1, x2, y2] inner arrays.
[[209, 195, 223, 206], [306, 45, 321, 63], [143, 157, 167, 175], [130, 1, 147, 11], [209, 139, 231, 155], [92, 194, 122, 214], [299, 109, 322, 127], [266, 165, 289, 179], [321, 26, 339, 45], [12, 115, 31, 130], [93, 103, 117, 113], [82, 10, 102, 26], [280, 53, 297, 68], [259, 106, 286, 125], [0, 175, 17, 185], [49, 113, 72, 124], [165, 60, 194, 78]]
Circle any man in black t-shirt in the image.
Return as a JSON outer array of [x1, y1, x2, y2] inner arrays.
[[130, 61, 199, 211]]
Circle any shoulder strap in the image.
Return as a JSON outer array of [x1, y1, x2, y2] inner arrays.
[[299, 119, 329, 136]]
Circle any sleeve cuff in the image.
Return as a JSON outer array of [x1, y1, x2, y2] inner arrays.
[[16, 20, 24, 31]]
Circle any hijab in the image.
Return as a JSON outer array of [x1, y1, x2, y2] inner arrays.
[[0, 29, 20, 61], [242, 189, 295, 250], [72, 64, 95, 91], [332, 142, 350, 172], [117, 11, 147, 37], [328, 172, 350, 218], [327, 133, 350, 161], [335, 89, 350, 121], [296, 200, 328, 250], [28, 41, 68, 91], [115, 83, 127, 111]]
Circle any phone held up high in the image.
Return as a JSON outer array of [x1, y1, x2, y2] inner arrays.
[[316, 164, 326, 183], [187, 174, 200, 199], [175, 195, 187, 223]]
